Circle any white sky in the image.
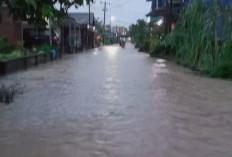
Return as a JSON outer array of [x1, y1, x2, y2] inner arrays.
[[68, 0, 151, 28]]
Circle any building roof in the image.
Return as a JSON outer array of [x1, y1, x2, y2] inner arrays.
[[146, 8, 170, 17], [69, 13, 95, 25], [58, 16, 79, 27], [188, 0, 232, 6]]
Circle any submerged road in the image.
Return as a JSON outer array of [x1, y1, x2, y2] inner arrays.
[[0, 43, 232, 157]]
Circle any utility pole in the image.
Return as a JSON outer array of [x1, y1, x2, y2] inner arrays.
[[169, 0, 173, 32], [49, 17, 52, 46], [87, 1, 91, 49], [89, 1, 91, 25], [110, 15, 112, 37], [170, 0, 173, 13], [101, 1, 110, 45]]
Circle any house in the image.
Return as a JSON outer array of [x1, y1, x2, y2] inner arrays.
[[147, 0, 232, 37], [56, 16, 81, 53], [146, 0, 185, 33], [69, 13, 98, 48], [0, 5, 81, 55]]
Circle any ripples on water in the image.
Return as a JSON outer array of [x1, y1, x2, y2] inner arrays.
[[0, 44, 232, 157]]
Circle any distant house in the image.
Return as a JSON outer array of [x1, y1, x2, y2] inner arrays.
[[69, 13, 98, 48], [111, 26, 128, 37]]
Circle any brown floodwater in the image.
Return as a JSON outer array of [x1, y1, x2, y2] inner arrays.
[[0, 43, 232, 157]]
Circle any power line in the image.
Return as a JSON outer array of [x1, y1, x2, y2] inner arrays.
[[110, 0, 134, 8], [109, 0, 127, 7]]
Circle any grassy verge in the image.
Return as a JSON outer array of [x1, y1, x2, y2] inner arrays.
[[150, 0, 232, 79]]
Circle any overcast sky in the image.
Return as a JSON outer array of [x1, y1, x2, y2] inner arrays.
[[68, 0, 151, 28]]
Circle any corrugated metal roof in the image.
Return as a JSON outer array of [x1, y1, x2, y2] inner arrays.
[[69, 13, 95, 25], [185, 0, 232, 6]]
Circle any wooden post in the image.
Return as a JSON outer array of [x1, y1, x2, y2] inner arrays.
[[75, 24, 77, 53], [62, 26, 64, 54], [49, 18, 52, 46], [44, 54, 46, 63], [69, 20, 72, 53], [35, 55, 38, 66], [24, 57, 28, 69], [79, 25, 81, 49]]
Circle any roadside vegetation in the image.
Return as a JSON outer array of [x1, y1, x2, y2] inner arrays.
[[130, 1, 232, 79], [0, 0, 93, 26], [96, 22, 118, 45], [0, 38, 55, 61], [129, 19, 150, 51], [0, 83, 25, 104], [0, 0, 93, 61], [104, 34, 117, 45]]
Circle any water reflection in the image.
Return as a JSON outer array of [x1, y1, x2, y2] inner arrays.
[[105, 46, 119, 60], [0, 44, 232, 157], [155, 58, 166, 63], [154, 58, 166, 68]]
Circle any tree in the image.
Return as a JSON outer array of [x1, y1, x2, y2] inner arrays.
[[0, 0, 93, 26], [129, 19, 148, 46], [54, 0, 92, 13]]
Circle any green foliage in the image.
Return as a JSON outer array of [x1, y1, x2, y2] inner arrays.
[[0, 38, 13, 54], [166, 1, 209, 65], [0, 38, 26, 60], [0, 0, 93, 26], [143, 40, 151, 52], [10, 50, 24, 58], [164, 0, 232, 79], [104, 34, 116, 45], [0, 49, 25, 61], [210, 41, 232, 78], [0, 38, 54, 61], [149, 39, 165, 57], [34, 44, 55, 54], [129, 19, 149, 47]]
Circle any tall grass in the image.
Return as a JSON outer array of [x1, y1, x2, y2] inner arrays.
[[164, 0, 232, 78], [0, 83, 25, 104]]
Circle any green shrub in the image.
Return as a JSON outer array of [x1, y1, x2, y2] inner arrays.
[[104, 35, 115, 45], [10, 50, 24, 58], [210, 44, 232, 78], [149, 39, 165, 57], [211, 61, 232, 78], [129, 19, 149, 47], [34, 44, 55, 54], [143, 40, 151, 52], [0, 38, 27, 60], [0, 49, 28, 61], [163, 0, 232, 78], [0, 39, 55, 61], [0, 83, 24, 104], [0, 38, 14, 54]]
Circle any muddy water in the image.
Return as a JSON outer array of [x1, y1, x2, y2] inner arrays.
[[0, 44, 232, 157]]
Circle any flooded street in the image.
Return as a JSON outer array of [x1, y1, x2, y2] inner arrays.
[[1, 43, 232, 157]]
